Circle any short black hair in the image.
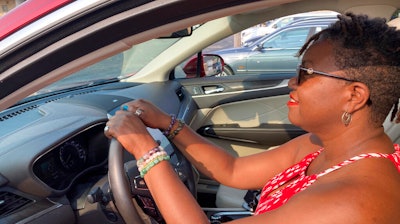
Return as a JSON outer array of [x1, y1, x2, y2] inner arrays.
[[299, 13, 400, 125]]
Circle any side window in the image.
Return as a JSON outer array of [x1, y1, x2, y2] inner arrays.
[[262, 27, 310, 49], [391, 9, 400, 19], [275, 17, 294, 28], [175, 10, 339, 79]]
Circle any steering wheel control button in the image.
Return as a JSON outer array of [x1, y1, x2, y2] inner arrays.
[[133, 176, 148, 190]]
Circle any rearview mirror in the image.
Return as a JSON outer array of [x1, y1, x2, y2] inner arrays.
[[159, 27, 193, 38]]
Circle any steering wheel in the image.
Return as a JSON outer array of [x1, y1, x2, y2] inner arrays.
[[108, 136, 197, 223], [108, 139, 144, 224]]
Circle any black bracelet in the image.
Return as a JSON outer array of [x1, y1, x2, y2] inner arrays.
[[167, 119, 184, 140]]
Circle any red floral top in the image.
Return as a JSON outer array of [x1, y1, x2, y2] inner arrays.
[[254, 144, 400, 214]]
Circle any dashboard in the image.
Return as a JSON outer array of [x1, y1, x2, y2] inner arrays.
[[33, 124, 108, 190], [0, 80, 197, 223]]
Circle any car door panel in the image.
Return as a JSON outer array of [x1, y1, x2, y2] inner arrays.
[[198, 123, 306, 146], [179, 74, 306, 186], [195, 94, 306, 149], [178, 74, 305, 154], [181, 74, 292, 107]]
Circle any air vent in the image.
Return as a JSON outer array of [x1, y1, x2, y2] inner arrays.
[[0, 105, 38, 121], [0, 89, 98, 122], [0, 191, 34, 217]]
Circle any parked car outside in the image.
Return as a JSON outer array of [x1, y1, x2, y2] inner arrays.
[[242, 15, 339, 46], [0, 0, 399, 224], [286, 16, 339, 27], [212, 20, 337, 76], [240, 11, 338, 46]]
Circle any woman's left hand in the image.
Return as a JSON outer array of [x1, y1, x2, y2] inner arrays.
[[105, 109, 158, 158]]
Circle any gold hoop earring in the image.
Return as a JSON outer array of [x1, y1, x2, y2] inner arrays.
[[341, 111, 352, 127]]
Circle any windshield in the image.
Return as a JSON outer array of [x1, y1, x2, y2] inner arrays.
[[30, 38, 181, 97]]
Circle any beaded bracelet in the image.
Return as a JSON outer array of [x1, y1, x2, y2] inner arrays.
[[136, 146, 163, 167], [167, 119, 185, 140], [162, 114, 176, 136], [137, 150, 167, 171], [137, 146, 170, 177], [139, 154, 170, 177]]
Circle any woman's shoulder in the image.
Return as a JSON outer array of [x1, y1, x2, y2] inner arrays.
[[284, 157, 400, 223], [318, 151, 400, 208], [338, 165, 400, 220], [293, 174, 400, 223], [280, 133, 322, 161]]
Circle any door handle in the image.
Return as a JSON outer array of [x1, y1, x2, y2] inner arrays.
[[204, 87, 224, 94]]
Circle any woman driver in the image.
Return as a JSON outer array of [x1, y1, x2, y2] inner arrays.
[[105, 13, 400, 223]]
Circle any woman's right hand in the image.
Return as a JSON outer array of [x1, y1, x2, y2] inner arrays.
[[121, 99, 172, 131]]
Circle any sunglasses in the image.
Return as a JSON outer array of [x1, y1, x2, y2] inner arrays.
[[296, 65, 358, 85]]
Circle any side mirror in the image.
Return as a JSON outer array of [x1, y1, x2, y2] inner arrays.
[[252, 44, 263, 51], [183, 54, 224, 78]]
